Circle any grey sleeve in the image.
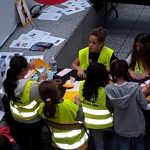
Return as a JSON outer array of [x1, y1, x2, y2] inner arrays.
[[106, 96, 114, 113], [75, 106, 85, 121], [30, 82, 42, 102], [137, 86, 148, 109]]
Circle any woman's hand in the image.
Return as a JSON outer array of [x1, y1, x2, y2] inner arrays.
[[77, 67, 86, 78]]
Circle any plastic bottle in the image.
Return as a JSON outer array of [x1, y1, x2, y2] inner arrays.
[[136, 68, 140, 77], [49, 56, 57, 73]]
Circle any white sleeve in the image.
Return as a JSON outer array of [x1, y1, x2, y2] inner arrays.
[[145, 103, 150, 110], [126, 53, 132, 66]]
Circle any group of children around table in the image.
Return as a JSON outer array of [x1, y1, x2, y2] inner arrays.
[[1, 26, 150, 150]]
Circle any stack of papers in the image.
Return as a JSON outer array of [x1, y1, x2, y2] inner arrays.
[[38, 0, 91, 21], [10, 29, 65, 49]]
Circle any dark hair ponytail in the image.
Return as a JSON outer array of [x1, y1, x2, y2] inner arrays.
[[3, 56, 28, 102], [38, 80, 60, 118]]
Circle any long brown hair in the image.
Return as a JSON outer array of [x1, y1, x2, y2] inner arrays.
[[130, 33, 150, 70]]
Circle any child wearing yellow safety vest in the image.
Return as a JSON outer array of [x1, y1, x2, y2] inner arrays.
[[3, 56, 48, 150], [74, 62, 113, 150], [71, 27, 117, 78], [38, 80, 88, 150], [126, 33, 150, 81]]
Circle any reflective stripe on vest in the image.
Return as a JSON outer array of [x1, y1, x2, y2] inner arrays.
[[41, 99, 88, 149], [54, 130, 88, 150], [80, 82, 113, 129], [82, 105, 113, 129], [82, 106, 111, 115], [79, 46, 113, 70], [10, 80, 40, 121], [84, 115, 113, 125]]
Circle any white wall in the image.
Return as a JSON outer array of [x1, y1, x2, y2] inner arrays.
[[0, 0, 41, 47]]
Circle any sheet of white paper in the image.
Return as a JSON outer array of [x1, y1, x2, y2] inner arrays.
[[25, 55, 44, 62], [38, 12, 62, 21], [61, 6, 85, 15], [0, 52, 24, 60], [10, 39, 34, 48], [42, 35, 65, 46], [66, 81, 81, 91], [43, 6, 64, 13], [57, 68, 72, 77], [26, 29, 51, 38]]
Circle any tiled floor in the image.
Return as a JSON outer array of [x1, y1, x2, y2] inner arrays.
[[104, 4, 150, 59]]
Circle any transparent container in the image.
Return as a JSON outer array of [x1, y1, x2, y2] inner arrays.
[[49, 56, 57, 73]]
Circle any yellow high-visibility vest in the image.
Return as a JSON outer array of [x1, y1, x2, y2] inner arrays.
[[134, 61, 144, 75], [38, 99, 88, 150], [10, 80, 41, 121], [79, 46, 114, 70], [79, 81, 113, 129]]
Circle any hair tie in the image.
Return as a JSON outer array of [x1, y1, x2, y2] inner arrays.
[[46, 98, 51, 102]]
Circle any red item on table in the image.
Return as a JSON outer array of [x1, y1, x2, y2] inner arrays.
[[35, 0, 68, 5]]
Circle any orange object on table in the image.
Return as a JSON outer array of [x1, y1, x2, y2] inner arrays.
[[34, 58, 50, 70], [63, 91, 79, 102]]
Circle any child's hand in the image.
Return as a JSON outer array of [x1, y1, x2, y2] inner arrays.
[[139, 71, 148, 80], [141, 84, 149, 96], [39, 72, 48, 81], [74, 95, 81, 106], [28, 61, 35, 70], [129, 70, 140, 80], [141, 83, 150, 96], [77, 68, 86, 78]]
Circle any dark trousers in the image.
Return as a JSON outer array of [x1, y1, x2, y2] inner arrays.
[[2, 95, 44, 150], [10, 120, 44, 150], [116, 134, 144, 150]]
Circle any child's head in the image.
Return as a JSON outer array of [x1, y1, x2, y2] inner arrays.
[[86, 62, 109, 86], [130, 33, 150, 69], [3, 56, 28, 101], [110, 60, 129, 82], [38, 80, 60, 118], [88, 27, 107, 53], [83, 62, 109, 101], [9, 55, 28, 77], [133, 33, 150, 52]]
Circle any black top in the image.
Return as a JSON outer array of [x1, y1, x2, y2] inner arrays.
[[89, 52, 117, 64]]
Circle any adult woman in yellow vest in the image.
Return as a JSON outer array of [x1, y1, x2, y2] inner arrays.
[[126, 33, 150, 81], [75, 62, 113, 150], [71, 27, 117, 78], [3, 56, 48, 150], [38, 80, 88, 150]]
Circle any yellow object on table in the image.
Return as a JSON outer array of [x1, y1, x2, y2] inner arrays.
[[63, 81, 81, 101], [63, 91, 79, 102]]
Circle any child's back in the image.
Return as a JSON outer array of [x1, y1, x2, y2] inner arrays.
[[106, 81, 147, 137], [105, 59, 148, 150]]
